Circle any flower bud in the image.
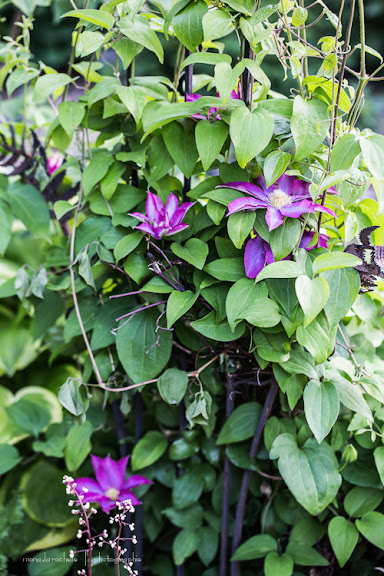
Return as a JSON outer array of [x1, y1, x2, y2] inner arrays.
[[342, 444, 358, 463]]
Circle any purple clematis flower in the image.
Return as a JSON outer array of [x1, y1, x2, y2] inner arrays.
[[223, 174, 336, 232], [129, 191, 194, 240], [244, 235, 275, 279], [299, 230, 329, 250], [186, 87, 240, 121], [47, 152, 63, 175], [74, 454, 152, 513]]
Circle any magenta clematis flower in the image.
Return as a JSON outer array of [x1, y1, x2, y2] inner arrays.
[[223, 174, 337, 232], [129, 191, 194, 240], [47, 152, 63, 175], [299, 230, 329, 250], [74, 454, 152, 513], [186, 87, 240, 121]]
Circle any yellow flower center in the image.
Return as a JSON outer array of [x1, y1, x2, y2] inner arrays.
[[268, 189, 292, 209], [105, 488, 120, 501]]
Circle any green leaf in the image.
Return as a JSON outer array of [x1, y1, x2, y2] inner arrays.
[[173, 528, 200, 565], [7, 182, 50, 238], [6, 398, 50, 438], [171, 238, 209, 270], [146, 135, 174, 185], [190, 310, 245, 342], [58, 378, 90, 416], [292, 6, 308, 26], [116, 307, 173, 383], [295, 275, 329, 327], [227, 211, 255, 249], [113, 37, 143, 69], [83, 153, 114, 196], [197, 526, 219, 566], [296, 313, 335, 363], [240, 299, 281, 328], [328, 370, 373, 421], [226, 278, 267, 331], [78, 250, 96, 290], [173, 1, 207, 52], [131, 430, 167, 470], [64, 421, 93, 472], [291, 95, 329, 161], [374, 446, 384, 486], [195, 120, 228, 171], [217, 402, 262, 444], [321, 268, 360, 326], [62, 8, 115, 29], [114, 232, 142, 261], [163, 121, 199, 178], [269, 219, 301, 260], [33, 73, 73, 103], [118, 16, 164, 63], [77, 30, 105, 57], [202, 9, 234, 42], [173, 467, 204, 509], [58, 101, 86, 139], [303, 380, 339, 443], [330, 134, 361, 172], [204, 258, 245, 281], [328, 517, 358, 568], [230, 106, 274, 168], [158, 368, 189, 405], [264, 551, 294, 576], [312, 252, 362, 274], [344, 486, 383, 518], [181, 52, 232, 69], [28, 548, 74, 576], [116, 85, 147, 123], [214, 61, 238, 103], [0, 444, 21, 475], [231, 534, 277, 561], [256, 261, 301, 282], [264, 150, 291, 188], [166, 290, 199, 328], [356, 512, 384, 551], [270, 434, 342, 515], [0, 200, 13, 256], [360, 134, 384, 179]]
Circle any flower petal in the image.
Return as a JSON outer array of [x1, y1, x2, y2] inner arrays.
[[220, 181, 268, 200], [265, 206, 284, 231], [165, 193, 179, 219], [227, 197, 267, 215], [186, 93, 201, 103], [128, 212, 147, 223], [314, 204, 337, 218], [119, 490, 141, 506], [244, 236, 266, 278], [171, 202, 194, 226], [74, 478, 104, 501], [265, 243, 275, 266], [164, 223, 189, 236], [98, 496, 118, 513], [146, 191, 164, 222], [122, 475, 153, 490], [279, 199, 315, 218], [92, 454, 129, 492], [136, 222, 160, 238]]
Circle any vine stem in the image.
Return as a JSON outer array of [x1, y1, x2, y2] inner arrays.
[[88, 354, 221, 393], [69, 181, 104, 387], [230, 380, 278, 576]]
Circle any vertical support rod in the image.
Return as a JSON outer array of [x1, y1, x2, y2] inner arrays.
[[241, 40, 252, 107], [230, 381, 278, 576], [219, 382, 234, 576]]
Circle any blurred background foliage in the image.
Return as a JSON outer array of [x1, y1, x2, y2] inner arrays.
[[1, 0, 384, 131]]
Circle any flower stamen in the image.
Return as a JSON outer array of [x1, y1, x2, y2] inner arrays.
[[268, 189, 292, 209]]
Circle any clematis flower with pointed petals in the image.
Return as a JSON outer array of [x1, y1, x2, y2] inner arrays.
[[47, 152, 63, 175], [74, 454, 152, 513], [222, 174, 336, 232], [186, 87, 240, 121], [299, 230, 329, 250], [129, 191, 194, 240]]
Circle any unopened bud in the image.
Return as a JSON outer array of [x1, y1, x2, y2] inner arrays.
[[342, 444, 358, 463]]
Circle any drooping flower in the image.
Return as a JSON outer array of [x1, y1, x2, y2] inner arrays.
[[129, 191, 194, 240], [299, 230, 329, 250], [74, 454, 152, 513], [47, 152, 63, 175], [244, 235, 275, 278], [223, 174, 336, 232], [186, 87, 240, 121]]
